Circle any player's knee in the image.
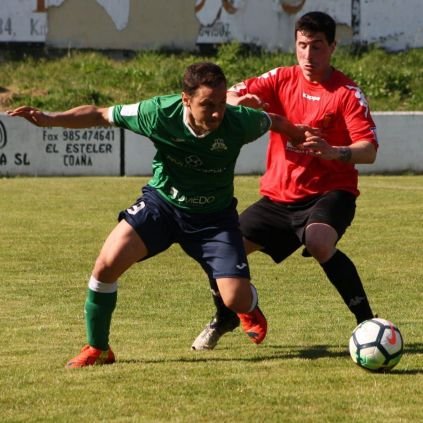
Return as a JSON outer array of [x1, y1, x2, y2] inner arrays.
[[221, 291, 251, 313], [222, 289, 253, 313], [304, 239, 334, 263], [221, 290, 237, 310], [93, 255, 117, 283], [217, 278, 253, 313]]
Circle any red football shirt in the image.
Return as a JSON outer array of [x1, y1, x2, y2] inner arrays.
[[230, 65, 378, 202]]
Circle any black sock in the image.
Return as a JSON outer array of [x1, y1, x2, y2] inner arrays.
[[321, 250, 374, 324], [207, 278, 237, 321]]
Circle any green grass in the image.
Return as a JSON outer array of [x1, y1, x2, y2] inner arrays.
[[1, 46, 422, 112], [1, 176, 422, 422]]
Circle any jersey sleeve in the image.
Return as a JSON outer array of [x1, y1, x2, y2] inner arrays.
[[238, 106, 272, 144], [109, 99, 158, 137], [342, 85, 378, 148], [229, 67, 282, 112]]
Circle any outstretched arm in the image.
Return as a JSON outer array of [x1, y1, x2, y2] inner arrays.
[[7, 105, 111, 128], [228, 91, 318, 144]]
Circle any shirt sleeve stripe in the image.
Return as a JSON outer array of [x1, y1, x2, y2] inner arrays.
[[107, 106, 115, 124]]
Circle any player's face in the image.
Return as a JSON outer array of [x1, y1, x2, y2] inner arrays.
[[182, 82, 227, 134], [295, 31, 336, 83]]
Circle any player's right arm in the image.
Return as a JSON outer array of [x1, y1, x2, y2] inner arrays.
[[230, 88, 318, 145], [267, 112, 319, 146], [226, 72, 276, 109], [229, 72, 319, 145], [227, 91, 269, 110], [6, 105, 110, 128]]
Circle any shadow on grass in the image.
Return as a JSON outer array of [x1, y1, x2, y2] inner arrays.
[[404, 342, 423, 355], [118, 342, 423, 374]]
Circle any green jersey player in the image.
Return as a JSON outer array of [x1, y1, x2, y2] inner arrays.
[[8, 62, 310, 367], [111, 93, 270, 213]]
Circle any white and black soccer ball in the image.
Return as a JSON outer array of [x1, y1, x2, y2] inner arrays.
[[349, 318, 404, 372]]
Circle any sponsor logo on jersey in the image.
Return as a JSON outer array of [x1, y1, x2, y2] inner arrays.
[[185, 155, 203, 167], [185, 195, 216, 205], [166, 154, 225, 173], [303, 92, 320, 101], [166, 155, 184, 167], [170, 186, 186, 202], [169, 186, 215, 205]]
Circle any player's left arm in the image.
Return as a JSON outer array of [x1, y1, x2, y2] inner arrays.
[[301, 85, 378, 164], [301, 136, 377, 164], [340, 139, 377, 163]]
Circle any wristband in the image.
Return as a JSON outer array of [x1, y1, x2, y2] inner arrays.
[[338, 147, 352, 162]]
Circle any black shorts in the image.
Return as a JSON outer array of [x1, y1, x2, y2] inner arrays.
[[239, 190, 356, 263], [119, 186, 250, 280]]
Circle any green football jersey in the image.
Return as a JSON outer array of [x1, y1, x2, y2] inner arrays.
[[111, 94, 270, 213]]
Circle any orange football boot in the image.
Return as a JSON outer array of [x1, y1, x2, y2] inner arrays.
[[237, 306, 267, 344], [66, 345, 115, 368]]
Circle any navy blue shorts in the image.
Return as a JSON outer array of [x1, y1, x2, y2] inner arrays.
[[240, 190, 356, 263], [119, 186, 250, 280]]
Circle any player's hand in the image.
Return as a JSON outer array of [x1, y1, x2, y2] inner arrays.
[[6, 106, 51, 127], [296, 125, 320, 136], [290, 125, 320, 145], [236, 94, 269, 110], [300, 132, 339, 160]]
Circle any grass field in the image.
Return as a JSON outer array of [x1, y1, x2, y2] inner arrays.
[[1, 175, 422, 422], [1, 46, 422, 112]]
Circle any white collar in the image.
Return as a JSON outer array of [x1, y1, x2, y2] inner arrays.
[[183, 106, 210, 138]]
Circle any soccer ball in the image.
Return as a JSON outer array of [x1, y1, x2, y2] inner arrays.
[[349, 318, 404, 372]]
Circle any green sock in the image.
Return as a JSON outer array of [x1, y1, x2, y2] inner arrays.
[[84, 288, 117, 350]]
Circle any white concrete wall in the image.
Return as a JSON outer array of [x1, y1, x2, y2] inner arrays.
[[1, 0, 422, 52], [196, 0, 423, 52], [0, 118, 121, 176], [357, 112, 423, 174], [125, 112, 423, 176], [1, 112, 421, 177]]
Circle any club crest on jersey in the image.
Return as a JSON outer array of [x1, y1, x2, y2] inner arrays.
[[210, 138, 227, 151], [320, 112, 335, 129]]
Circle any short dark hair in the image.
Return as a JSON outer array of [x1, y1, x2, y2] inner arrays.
[[182, 62, 227, 96], [295, 11, 336, 44]]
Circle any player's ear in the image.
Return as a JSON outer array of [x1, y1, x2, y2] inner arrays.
[[182, 92, 190, 107]]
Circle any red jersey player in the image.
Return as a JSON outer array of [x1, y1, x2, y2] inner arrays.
[[192, 11, 379, 351]]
